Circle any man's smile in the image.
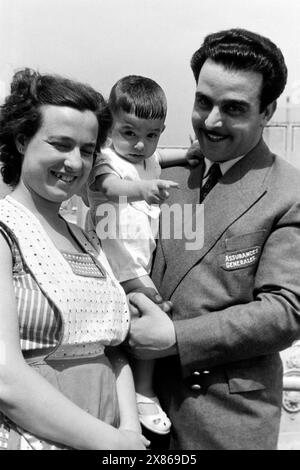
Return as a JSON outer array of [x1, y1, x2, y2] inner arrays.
[[202, 130, 229, 142]]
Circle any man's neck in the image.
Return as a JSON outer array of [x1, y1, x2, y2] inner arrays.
[[204, 155, 245, 177]]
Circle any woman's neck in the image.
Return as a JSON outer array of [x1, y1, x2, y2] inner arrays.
[[11, 181, 62, 224], [10, 181, 85, 253]]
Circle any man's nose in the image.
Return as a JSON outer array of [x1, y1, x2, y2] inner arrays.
[[134, 140, 145, 151], [64, 148, 83, 171], [205, 107, 222, 129]]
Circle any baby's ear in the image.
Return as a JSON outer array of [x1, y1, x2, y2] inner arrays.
[[106, 136, 113, 147]]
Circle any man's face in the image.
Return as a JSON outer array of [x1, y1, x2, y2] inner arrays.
[[192, 59, 274, 162]]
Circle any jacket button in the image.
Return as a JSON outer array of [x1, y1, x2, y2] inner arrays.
[[202, 370, 210, 374], [190, 384, 202, 391], [192, 370, 201, 376]]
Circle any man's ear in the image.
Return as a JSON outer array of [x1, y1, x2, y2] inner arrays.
[[15, 134, 27, 154], [261, 101, 277, 126]]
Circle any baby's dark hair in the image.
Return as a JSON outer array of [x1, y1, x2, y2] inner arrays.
[[191, 28, 287, 111], [0, 68, 112, 186], [108, 75, 167, 120]]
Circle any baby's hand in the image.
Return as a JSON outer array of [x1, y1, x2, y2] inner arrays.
[[186, 141, 203, 167], [127, 289, 172, 316], [142, 179, 179, 204]]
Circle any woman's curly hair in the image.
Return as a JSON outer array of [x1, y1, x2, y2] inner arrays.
[[0, 68, 112, 186]]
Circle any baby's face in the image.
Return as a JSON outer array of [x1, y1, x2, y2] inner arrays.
[[110, 110, 165, 163]]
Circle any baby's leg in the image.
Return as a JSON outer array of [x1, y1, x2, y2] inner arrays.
[[132, 358, 155, 398], [123, 276, 171, 434], [132, 358, 171, 435]]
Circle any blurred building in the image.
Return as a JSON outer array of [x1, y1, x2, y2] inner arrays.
[[263, 103, 300, 171]]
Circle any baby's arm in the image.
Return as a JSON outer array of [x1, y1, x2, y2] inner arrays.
[[157, 141, 202, 168], [122, 274, 160, 297], [122, 275, 172, 314], [94, 173, 178, 205], [157, 148, 188, 168]]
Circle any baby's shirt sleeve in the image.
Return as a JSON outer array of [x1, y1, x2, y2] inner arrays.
[[88, 150, 121, 189], [152, 151, 162, 178]]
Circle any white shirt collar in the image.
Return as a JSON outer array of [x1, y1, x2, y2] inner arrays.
[[203, 155, 245, 178]]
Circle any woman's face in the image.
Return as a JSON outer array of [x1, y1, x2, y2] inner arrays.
[[20, 104, 98, 204]]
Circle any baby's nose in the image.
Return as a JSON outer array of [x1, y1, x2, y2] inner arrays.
[[134, 141, 144, 151]]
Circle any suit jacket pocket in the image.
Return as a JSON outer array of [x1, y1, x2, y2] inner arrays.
[[220, 230, 267, 272], [225, 229, 267, 251], [217, 230, 268, 298], [225, 355, 282, 394], [226, 366, 266, 393]]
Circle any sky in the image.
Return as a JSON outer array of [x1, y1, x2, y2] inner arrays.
[[1, 0, 300, 145]]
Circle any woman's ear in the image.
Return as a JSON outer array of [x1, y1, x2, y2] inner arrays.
[[15, 134, 27, 154]]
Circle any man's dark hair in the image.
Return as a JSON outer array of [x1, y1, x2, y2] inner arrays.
[[191, 28, 287, 111]]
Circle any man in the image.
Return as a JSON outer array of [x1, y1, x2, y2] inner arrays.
[[128, 29, 300, 450]]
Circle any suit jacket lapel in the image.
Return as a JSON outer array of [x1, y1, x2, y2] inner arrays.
[[161, 139, 273, 299]]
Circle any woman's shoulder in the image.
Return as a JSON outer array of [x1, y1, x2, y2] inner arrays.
[[0, 224, 13, 249]]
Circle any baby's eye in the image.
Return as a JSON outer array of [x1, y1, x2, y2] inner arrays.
[[147, 133, 159, 139], [123, 131, 136, 137]]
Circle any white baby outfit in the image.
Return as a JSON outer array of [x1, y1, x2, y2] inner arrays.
[[86, 147, 161, 282]]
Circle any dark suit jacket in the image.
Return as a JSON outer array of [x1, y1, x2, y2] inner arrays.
[[152, 139, 300, 449]]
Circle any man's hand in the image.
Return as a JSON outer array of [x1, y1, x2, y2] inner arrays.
[[127, 292, 177, 360], [141, 179, 179, 204], [186, 140, 203, 167]]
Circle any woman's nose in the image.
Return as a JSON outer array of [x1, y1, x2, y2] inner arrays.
[[64, 148, 83, 171]]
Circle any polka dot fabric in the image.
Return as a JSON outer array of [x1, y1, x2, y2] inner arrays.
[[0, 196, 130, 360]]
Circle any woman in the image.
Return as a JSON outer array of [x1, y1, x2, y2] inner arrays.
[[0, 68, 148, 450]]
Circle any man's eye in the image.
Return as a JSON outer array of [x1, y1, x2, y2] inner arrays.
[[225, 105, 244, 115], [196, 96, 211, 109]]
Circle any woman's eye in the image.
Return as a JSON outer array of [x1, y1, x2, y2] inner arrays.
[[81, 149, 94, 158], [50, 142, 70, 151]]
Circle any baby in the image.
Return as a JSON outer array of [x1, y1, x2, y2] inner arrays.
[[83, 75, 199, 435]]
